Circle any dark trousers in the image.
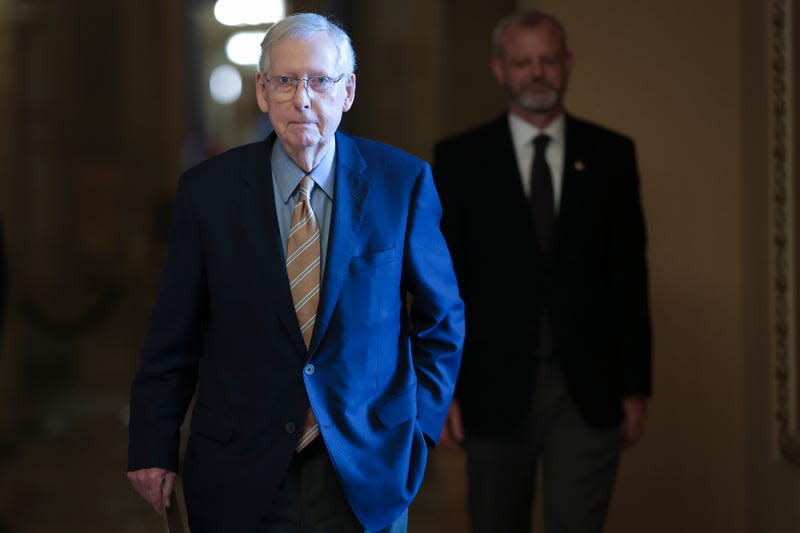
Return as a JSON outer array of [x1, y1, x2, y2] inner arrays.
[[260, 439, 408, 533], [464, 359, 621, 533]]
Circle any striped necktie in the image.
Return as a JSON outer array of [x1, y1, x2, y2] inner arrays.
[[286, 175, 321, 451]]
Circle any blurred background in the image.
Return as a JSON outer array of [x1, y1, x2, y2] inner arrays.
[[0, 0, 798, 531]]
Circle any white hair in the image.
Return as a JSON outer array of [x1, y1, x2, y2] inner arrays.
[[259, 12, 357, 75]]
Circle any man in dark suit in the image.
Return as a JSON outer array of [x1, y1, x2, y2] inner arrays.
[[127, 13, 464, 533], [434, 10, 651, 533]]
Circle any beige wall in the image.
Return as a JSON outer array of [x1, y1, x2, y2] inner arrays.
[[540, 1, 748, 531], [347, 0, 515, 158], [741, 2, 800, 532], [540, 0, 797, 531]]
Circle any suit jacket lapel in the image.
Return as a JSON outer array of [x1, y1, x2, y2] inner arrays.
[[559, 114, 587, 229], [491, 116, 529, 205], [238, 134, 308, 355], [491, 115, 542, 256], [309, 132, 370, 354]]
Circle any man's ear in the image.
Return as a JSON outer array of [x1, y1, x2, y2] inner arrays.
[[490, 56, 505, 86], [563, 50, 574, 77], [255, 72, 269, 113], [342, 74, 356, 112]]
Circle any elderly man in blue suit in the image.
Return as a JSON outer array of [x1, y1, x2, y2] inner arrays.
[[126, 12, 464, 533]]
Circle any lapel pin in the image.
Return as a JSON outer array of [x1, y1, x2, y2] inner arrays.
[[574, 160, 586, 171]]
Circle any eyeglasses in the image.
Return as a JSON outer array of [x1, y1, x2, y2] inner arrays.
[[264, 74, 345, 97]]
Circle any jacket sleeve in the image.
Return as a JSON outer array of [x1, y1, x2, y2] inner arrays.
[[128, 174, 206, 472], [609, 139, 652, 397], [403, 162, 465, 444]]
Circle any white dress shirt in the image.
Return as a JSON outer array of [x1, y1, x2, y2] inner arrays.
[[508, 112, 566, 213]]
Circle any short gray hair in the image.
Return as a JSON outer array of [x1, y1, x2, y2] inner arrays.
[[491, 10, 568, 58], [259, 13, 357, 76]]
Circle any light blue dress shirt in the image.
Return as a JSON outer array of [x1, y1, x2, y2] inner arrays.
[[271, 140, 335, 277]]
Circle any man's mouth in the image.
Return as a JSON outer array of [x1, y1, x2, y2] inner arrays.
[[524, 82, 554, 93]]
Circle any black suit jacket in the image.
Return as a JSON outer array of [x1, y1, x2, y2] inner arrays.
[[433, 113, 651, 435]]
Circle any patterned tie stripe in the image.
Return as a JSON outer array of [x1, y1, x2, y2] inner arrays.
[[286, 175, 321, 452], [295, 423, 320, 451], [286, 176, 321, 348]]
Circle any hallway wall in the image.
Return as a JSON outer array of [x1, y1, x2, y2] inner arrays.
[[534, 0, 797, 531], [537, 1, 750, 531], [740, 1, 800, 531]]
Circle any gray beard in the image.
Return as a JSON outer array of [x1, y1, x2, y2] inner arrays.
[[515, 89, 562, 114]]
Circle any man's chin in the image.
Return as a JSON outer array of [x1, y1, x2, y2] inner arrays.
[[279, 132, 320, 149], [516, 93, 561, 114]]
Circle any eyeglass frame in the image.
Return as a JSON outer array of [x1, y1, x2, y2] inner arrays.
[[262, 73, 347, 98]]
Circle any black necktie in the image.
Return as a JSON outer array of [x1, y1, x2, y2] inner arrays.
[[530, 134, 554, 258], [530, 134, 555, 357]]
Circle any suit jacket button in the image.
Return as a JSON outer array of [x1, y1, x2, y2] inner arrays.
[[285, 422, 296, 434], [304, 364, 315, 376]]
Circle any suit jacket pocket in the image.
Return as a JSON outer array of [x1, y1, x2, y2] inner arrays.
[[350, 244, 398, 273], [191, 405, 234, 444], [373, 384, 417, 428]]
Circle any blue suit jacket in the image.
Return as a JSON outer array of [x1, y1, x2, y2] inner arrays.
[[128, 132, 464, 532]]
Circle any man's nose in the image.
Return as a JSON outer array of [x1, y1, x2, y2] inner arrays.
[[292, 79, 312, 107]]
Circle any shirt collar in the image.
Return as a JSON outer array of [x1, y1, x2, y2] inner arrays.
[[507, 112, 566, 150], [272, 139, 336, 204]]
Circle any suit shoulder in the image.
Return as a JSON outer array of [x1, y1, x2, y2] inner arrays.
[[434, 116, 507, 154], [567, 115, 635, 147], [349, 135, 427, 172], [181, 141, 266, 184]]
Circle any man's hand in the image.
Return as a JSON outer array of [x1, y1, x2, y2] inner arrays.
[[127, 467, 176, 515], [438, 399, 465, 450], [622, 396, 648, 448]]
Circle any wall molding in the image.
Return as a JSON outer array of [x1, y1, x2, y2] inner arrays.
[[771, 0, 800, 466]]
